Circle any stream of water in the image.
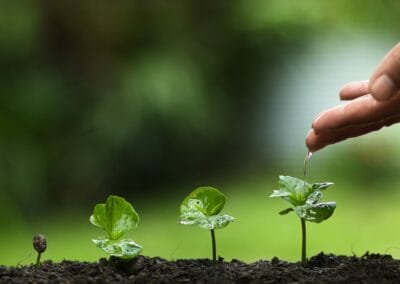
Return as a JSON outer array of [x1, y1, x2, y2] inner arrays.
[[303, 151, 313, 182]]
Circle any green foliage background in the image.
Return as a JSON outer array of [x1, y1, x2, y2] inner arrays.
[[1, 0, 400, 265]]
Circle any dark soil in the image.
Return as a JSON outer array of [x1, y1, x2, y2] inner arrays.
[[1, 252, 400, 283]]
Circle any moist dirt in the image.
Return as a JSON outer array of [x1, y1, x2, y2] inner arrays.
[[1, 252, 399, 283]]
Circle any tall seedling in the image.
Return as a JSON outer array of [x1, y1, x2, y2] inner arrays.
[[270, 176, 336, 263]]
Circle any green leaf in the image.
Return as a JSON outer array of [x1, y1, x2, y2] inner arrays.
[[179, 187, 235, 230], [93, 238, 142, 259], [270, 189, 290, 198], [271, 176, 335, 206], [294, 202, 336, 223], [270, 176, 311, 206], [180, 214, 235, 230], [279, 207, 294, 215], [270, 175, 336, 224], [306, 191, 322, 205], [90, 195, 139, 240], [180, 187, 226, 217], [312, 182, 334, 191]]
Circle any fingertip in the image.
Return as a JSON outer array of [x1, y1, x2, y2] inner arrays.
[[305, 130, 315, 152], [311, 110, 328, 131], [340, 80, 369, 101], [339, 84, 348, 100], [305, 129, 324, 152]]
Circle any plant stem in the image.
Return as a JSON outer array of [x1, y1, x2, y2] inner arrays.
[[301, 218, 306, 263], [36, 252, 41, 269], [210, 229, 216, 261]]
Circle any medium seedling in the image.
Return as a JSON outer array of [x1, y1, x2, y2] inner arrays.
[[270, 175, 336, 263], [33, 234, 46, 268], [90, 195, 142, 259], [179, 186, 235, 261]]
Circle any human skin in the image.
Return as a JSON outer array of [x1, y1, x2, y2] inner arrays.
[[306, 42, 400, 152]]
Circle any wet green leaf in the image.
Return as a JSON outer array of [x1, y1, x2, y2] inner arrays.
[[93, 238, 142, 259], [90, 195, 139, 240], [90, 195, 142, 259], [294, 202, 336, 223], [311, 182, 334, 191], [306, 191, 322, 205], [270, 175, 336, 223], [270, 176, 310, 206], [270, 189, 290, 198], [180, 214, 235, 230], [179, 187, 235, 230]]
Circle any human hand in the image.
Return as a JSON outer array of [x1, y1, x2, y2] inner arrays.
[[306, 43, 400, 152]]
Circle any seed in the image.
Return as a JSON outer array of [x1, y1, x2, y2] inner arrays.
[[33, 234, 47, 253]]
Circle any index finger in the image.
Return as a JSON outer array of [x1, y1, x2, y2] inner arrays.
[[312, 94, 400, 133], [306, 113, 400, 152]]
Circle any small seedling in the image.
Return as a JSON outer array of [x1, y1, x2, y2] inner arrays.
[[90, 195, 142, 259], [270, 175, 336, 263], [179, 186, 235, 261], [33, 234, 46, 268]]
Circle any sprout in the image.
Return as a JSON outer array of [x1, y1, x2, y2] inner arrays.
[[270, 175, 336, 263], [90, 195, 142, 259], [179, 187, 235, 261], [33, 234, 46, 268]]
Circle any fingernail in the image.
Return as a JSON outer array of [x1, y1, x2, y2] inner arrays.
[[371, 74, 397, 100]]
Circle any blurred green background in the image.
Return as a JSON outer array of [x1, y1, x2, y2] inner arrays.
[[1, 0, 400, 266]]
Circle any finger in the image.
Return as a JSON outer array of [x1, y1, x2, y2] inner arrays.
[[340, 80, 369, 100], [306, 114, 400, 152], [369, 42, 400, 101], [306, 129, 324, 152], [312, 95, 400, 133]]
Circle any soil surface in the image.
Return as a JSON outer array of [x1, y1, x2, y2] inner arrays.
[[1, 252, 400, 283]]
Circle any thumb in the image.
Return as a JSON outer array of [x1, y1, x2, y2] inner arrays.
[[369, 42, 400, 101]]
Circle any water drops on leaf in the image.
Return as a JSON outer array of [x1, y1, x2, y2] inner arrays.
[[294, 202, 336, 223], [93, 238, 143, 259]]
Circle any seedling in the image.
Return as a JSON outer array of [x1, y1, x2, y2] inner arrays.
[[270, 175, 336, 263], [33, 234, 46, 268], [90, 195, 142, 259], [179, 186, 235, 261]]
